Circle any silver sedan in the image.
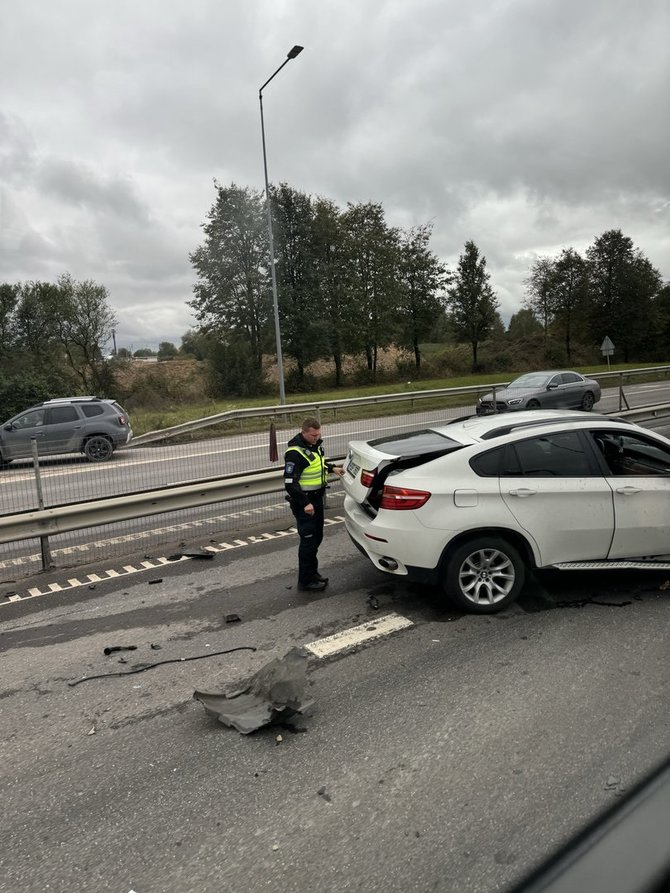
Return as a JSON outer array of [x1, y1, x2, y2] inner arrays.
[[476, 370, 601, 415]]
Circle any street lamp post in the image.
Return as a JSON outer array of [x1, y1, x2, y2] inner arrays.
[[259, 44, 303, 406]]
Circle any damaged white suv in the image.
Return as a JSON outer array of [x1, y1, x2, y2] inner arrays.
[[342, 410, 670, 613]]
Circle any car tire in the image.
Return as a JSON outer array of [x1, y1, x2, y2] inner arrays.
[[442, 536, 525, 614], [526, 399, 541, 409], [581, 391, 595, 411], [0, 454, 10, 469], [83, 435, 114, 462]]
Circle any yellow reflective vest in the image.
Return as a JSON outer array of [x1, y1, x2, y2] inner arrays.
[[285, 444, 328, 491]]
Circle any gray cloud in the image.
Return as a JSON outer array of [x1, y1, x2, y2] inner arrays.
[[0, 0, 668, 348]]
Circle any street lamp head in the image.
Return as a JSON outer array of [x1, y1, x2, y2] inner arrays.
[[287, 45, 304, 59]]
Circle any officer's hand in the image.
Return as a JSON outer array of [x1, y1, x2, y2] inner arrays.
[[304, 502, 315, 516], [332, 466, 345, 477]]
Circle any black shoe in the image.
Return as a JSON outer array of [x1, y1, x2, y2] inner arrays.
[[297, 580, 327, 592], [314, 573, 329, 584]]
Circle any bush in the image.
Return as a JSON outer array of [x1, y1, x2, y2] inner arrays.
[[207, 340, 267, 398]]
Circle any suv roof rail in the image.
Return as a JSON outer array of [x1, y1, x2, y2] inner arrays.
[[479, 413, 631, 440], [42, 396, 101, 404]]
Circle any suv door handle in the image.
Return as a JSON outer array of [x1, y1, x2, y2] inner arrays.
[[508, 488, 537, 497], [615, 486, 641, 495]]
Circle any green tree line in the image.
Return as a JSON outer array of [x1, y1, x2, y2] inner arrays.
[[2, 182, 668, 414]]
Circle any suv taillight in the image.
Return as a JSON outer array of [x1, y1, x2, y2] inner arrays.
[[361, 469, 376, 487], [378, 485, 431, 511], [117, 414, 127, 425]]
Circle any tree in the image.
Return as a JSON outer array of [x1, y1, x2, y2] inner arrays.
[[189, 183, 271, 373], [585, 230, 662, 361], [548, 248, 588, 360], [13, 280, 63, 355], [57, 273, 117, 392], [311, 197, 361, 386], [271, 183, 327, 384], [524, 257, 554, 344], [341, 202, 400, 376], [650, 282, 670, 359], [0, 283, 18, 357], [507, 308, 542, 338], [395, 224, 448, 370], [180, 329, 212, 361], [157, 341, 178, 360], [446, 241, 500, 369]]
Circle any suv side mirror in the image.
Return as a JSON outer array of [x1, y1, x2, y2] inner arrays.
[[4, 423, 13, 431], [547, 383, 558, 390]]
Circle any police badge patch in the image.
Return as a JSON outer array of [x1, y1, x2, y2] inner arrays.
[[285, 461, 295, 474]]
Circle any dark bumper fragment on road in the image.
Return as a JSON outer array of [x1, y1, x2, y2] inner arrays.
[[193, 647, 314, 735]]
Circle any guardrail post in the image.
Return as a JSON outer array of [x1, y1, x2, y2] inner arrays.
[[30, 437, 53, 571], [618, 372, 630, 411]]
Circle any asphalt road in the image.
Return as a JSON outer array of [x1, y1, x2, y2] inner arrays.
[[1, 517, 668, 893]]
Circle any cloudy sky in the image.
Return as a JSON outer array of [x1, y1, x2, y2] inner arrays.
[[1, 0, 668, 351]]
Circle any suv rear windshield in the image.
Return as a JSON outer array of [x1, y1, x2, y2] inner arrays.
[[369, 429, 462, 458]]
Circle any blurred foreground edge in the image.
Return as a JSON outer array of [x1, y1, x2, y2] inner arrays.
[[507, 755, 670, 893]]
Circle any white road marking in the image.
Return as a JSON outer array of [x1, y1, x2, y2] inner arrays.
[[304, 612, 414, 658], [2, 518, 346, 607], [0, 494, 345, 570]]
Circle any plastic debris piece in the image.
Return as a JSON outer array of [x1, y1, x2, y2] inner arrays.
[[225, 613, 241, 624], [104, 645, 138, 656], [193, 647, 314, 735], [275, 734, 283, 745], [87, 727, 96, 735], [149, 578, 163, 585], [150, 643, 162, 650]]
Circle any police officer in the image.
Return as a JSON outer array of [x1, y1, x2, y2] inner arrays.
[[284, 417, 344, 591]]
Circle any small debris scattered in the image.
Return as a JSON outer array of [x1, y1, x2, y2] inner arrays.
[[367, 595, 380, 610], [275, 734, 283, 746], [317, 786, 332, 803], [605, 775, 626, 796], [104, 645, 138, 656], [87, 727, 96, 736], [150, 643, 162, 650], [168, 549, 215, 561], [225, 613, 241, 624], [660, 580, 670, 590], [149, 578, 163, 585]]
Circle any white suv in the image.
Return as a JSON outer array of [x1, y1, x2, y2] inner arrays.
[[0, 396, 132, 466], [343, 410, 670, 613]]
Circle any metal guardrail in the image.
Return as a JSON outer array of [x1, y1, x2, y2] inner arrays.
[[127, 365, 670, 447], [2, 403, 668, 550]]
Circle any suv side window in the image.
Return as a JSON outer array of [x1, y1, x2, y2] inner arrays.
[[470, 446, 505, 476], [510, 432, 594, 477], [593, 431, 670, 476], [47, 406, 79, 424], [81, 405, 105, 417], [13, 409, 45, 429]]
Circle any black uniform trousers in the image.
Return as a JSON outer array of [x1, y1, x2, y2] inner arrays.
[[289, 490, 325, 585]]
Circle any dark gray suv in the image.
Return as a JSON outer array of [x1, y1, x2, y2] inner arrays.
[[0, 397, 133, 465]]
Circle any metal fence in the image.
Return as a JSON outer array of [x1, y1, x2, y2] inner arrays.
[[1, 366, 669, 581]]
